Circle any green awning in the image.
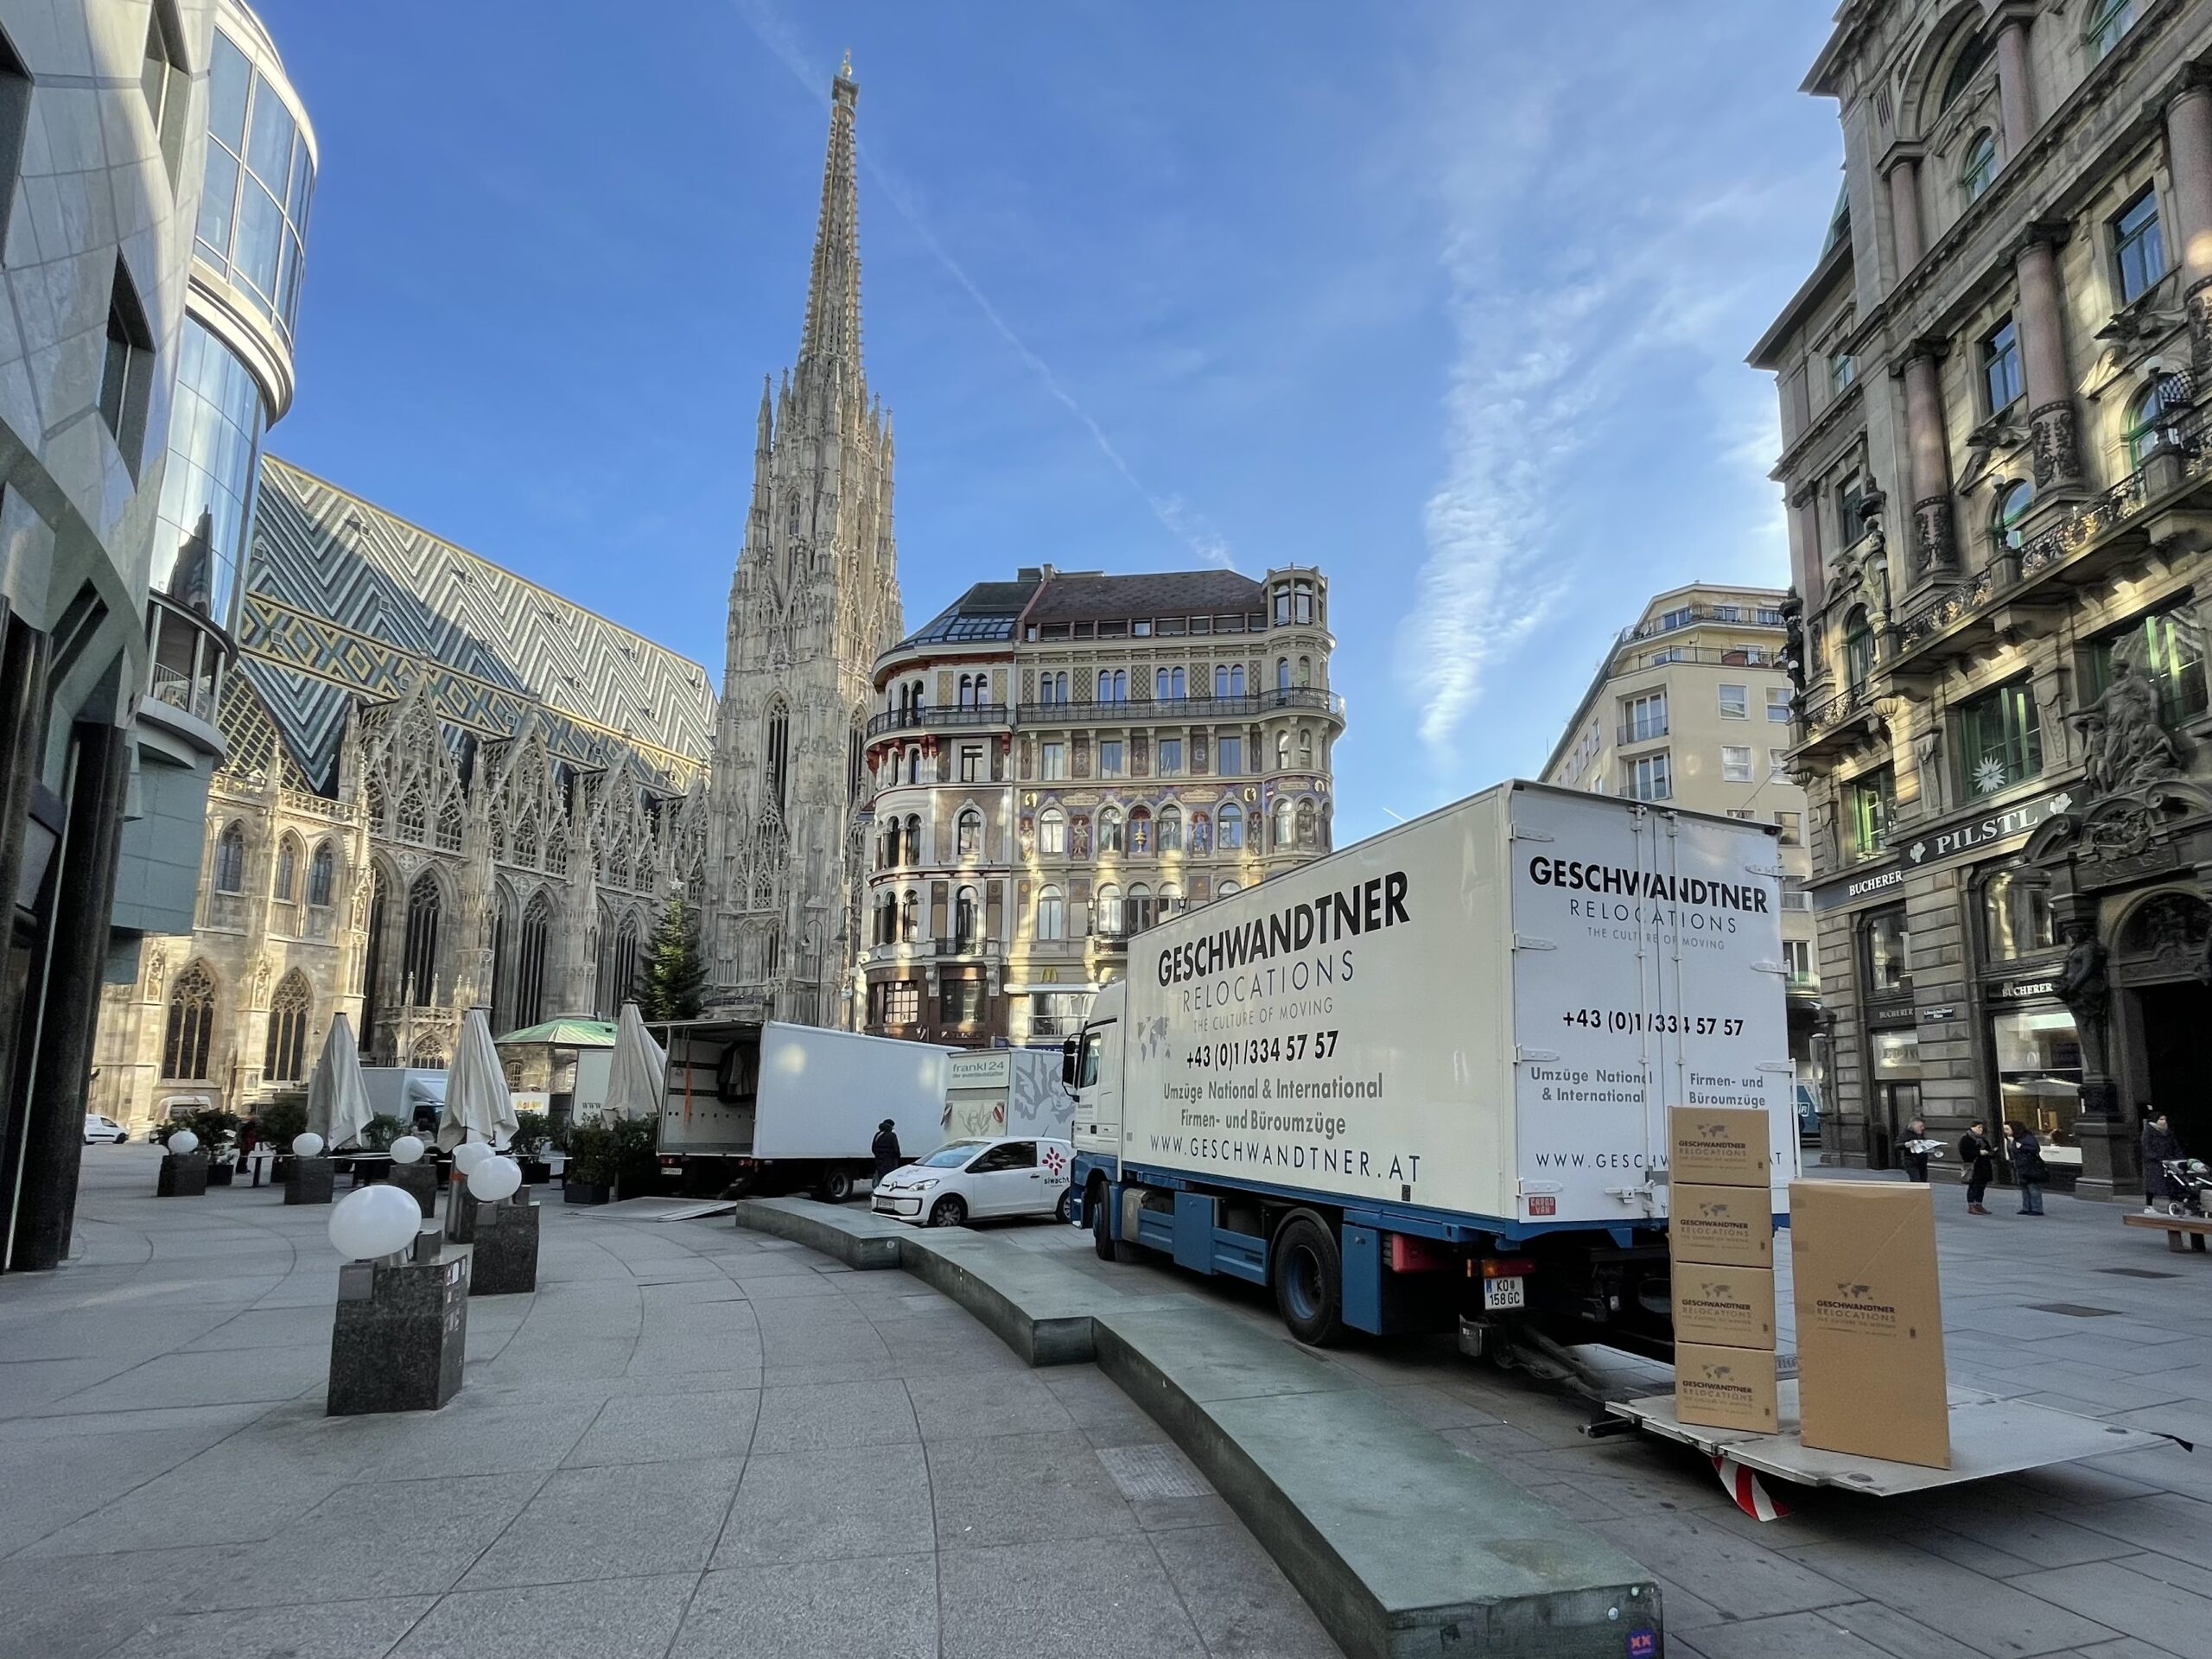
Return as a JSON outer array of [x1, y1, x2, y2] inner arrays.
[[494, 1019, 618, 1048]]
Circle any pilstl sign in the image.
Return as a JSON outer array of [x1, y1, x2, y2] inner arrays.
[[1813, 788, 2073, 913]]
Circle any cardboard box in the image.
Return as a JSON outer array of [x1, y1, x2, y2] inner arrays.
[[1669, 1183, 1774, 1268], [1789, 1179, 1950, 1470], [1671, 1263, 1777, 1351], [1668, 1107, 1772, 1189], [1674, 1343, 1779, 1433]]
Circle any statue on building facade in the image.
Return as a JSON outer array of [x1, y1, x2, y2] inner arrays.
[[2073, 636, 2183, 796]]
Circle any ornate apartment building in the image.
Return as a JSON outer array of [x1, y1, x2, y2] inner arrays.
[[88, 459, 715, 1129], [1754, 0, 2212, 1195], [1541, 584, 1821, 1081], [857, 565, 1342, 1048], [707, 57, 903, 1027]]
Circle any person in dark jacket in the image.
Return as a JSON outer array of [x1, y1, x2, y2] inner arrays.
[[2142, 1110, 2183, 1214], [1959, 1122, 1995, 1215], [1898, 1117, 1933, 1183], [871, 1119, 903, 1182], [2006, 1120, 2048, 1216]]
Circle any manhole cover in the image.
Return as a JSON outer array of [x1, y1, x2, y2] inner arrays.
[[1096, 1443, 1213, 1502], [2097, 1268, 2183, 1280], [2026, 1302, 2121, 1317]]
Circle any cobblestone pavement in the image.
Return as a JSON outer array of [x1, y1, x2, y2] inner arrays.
[[1016, 1168, 2212, 1659], [0, 1148, 1340, 1659]]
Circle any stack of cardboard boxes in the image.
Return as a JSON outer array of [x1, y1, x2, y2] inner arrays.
[[1669, 1109, 1779, 1433]]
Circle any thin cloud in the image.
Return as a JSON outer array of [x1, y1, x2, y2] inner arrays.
[[721, 0, 1231, 567]]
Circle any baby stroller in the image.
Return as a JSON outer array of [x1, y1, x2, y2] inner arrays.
[[2154, 1158, 2212, 1218]]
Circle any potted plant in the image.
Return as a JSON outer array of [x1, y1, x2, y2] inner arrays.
[[509, 1110, 553, 1185], [563, 1121, 614, 1205], [608, 1116, 661, 1200], [164, 1108, 242, 1185], [257, 1093, 307, 1181]]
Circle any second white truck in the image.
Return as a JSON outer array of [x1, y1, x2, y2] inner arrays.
[[1068, 779, 1796, 1353]]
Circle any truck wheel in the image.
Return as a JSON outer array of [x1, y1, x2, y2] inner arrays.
[[1271, 1215, 1344, 1347], [1091, 1182, 1136, 1262], [817, 1169, 855, 1204], [928, 1195, 968, 1228]]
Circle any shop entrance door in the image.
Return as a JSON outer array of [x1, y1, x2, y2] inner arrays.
[[1872, 1081, 1921, 1172], [2137, 981, 2212, 1160]]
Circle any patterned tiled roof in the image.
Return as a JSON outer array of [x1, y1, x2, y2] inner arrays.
[[1025, 569, 1265, 624], [237, 457, 715, 793]]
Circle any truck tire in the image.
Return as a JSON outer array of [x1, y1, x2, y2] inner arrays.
[[928, 1194, 968, 1227], [1271, 1214, 1345, 1347], [1091, 1180, 1136, 1262], [817, 1168, 855, 1204]]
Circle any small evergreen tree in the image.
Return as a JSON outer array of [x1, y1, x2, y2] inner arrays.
[[635, 895, 708, 1020]]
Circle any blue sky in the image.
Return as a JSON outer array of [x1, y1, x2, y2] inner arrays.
[[252, 0, 1841, 844]]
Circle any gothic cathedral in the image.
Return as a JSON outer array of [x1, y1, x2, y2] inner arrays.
[[708, 60, 903, 1026]]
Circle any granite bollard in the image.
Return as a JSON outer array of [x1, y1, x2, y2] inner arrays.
[[327, 1230, 469, 1414], [156, 1154, 209, 1197], [284, 1154, 335, 1205], [469, 1189, 540, 1295], [387, 1160, 438, 1217], [442, 1171, 477, 1243]]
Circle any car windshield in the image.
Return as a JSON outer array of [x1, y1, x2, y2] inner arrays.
[[919, 1141, 986, 1169]]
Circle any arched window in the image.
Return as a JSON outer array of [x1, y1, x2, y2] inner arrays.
[[272, 835, 299, 903], [2126, 374, 2189, 465], [905, 813, 921, 866], [410, 1035, 446, 1069], [1037, 885, 1065, 941], [1230, 664, 1246, 696], [599, 912, 640, 1020], [213, 823, 245, 893], [900, 889, 918, 942], [1159, 805, 1183, 854], [1993, 480, 2033, 555], [956, 885, 979, 950], [1297, 657, 1312, 688], [1276, 732, 1291, 770], [1214, 664, 1230, 699], [957, 808, 982, 861], [264, 970, 310, 1083], [1218, 880, 1241, 900], [307, 842, 334, 907], [162, 962, 215, 1080], [1099, 808, 1124, 854], [1277, 658, 1290, 691], [765, 702, 791, 812], [1190, 810, 1211, 853], [1156, 668, 1170, 701], [1300, 730, 1314, 768], [1941, 31, 1992, 111], [1129, 806, 1153, 855], [2087, 0, 2135, 62], [435, 791, 464, 853], [395, 784, 427, 843], [1128, 884, 1154, 934], [1112, 670, 1127, 702], [1275, 800, 1296, 850], [957, 674, 974, 709], [1097, 883, 1124, 938], [1039, 807, 1065, 855], [403, 872, 442, 1004], [1297, 798, 1319, 849], [1160, 882, 1182, 918], [360, 868, 387, 1052], [1038, 674, 1056, 707], [1096, 669, 1112, 702], [545, 828, 569, 877], [1960, 130, 1997, 202], [1218, 802, 1243, 849], [1844, 607, 1875, 690]]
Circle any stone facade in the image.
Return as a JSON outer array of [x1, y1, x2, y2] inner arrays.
[[89, 458, 715, 1130], [707, 60, 902, 1028], [859, 565, 1342, 1048], [1754, 0, 2212, 1196]]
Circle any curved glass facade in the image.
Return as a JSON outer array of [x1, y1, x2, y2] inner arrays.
[[149, 317, 266, 626], [194, 28, 313, 340]]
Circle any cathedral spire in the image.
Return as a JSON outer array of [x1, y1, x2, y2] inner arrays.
[[798, 57, 862, 376]]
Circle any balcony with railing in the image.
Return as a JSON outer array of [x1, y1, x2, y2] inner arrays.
[[1617, 718, 1669, 746], [1014, 686, 1346, 725], [1620, 602, 1785, 642], [148, 664, 217, 722], [866, 702, 1011, 738]]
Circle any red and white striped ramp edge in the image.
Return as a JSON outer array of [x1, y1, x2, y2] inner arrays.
[[1713, 1453, 1791, 1522]]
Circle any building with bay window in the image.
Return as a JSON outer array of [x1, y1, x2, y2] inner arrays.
[[1753, 0, 2212, 1197], [858, 564, 1341, 1048]]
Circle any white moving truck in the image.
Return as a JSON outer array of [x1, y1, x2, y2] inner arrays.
[[942, 1048, 1073, 1142], [1067, 780, 1796, 1352], [654, 1019, 950, 1200]]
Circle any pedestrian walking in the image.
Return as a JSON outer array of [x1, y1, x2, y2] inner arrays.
[[1898, 1117, 1933, 1182], [871, 1117, 904, 1182], [2006, 1120, 2048, 1216], [1958, 1121, 1995, 1215], [2142, 1109, 2183, 1215], [234, 1116, 260, 1176]]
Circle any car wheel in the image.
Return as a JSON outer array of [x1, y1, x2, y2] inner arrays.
[[1270, 1213, 1344, 1348], [928, 1194, 968, 1228], [1055, 1188, 1075, 1225], [817, 1168, 855, 1204]]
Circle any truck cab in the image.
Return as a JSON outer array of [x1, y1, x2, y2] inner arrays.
[[1065, 980, 1125, 1246]]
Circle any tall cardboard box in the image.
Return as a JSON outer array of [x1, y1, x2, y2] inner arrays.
[[1672, 1263, 1777, 1351], [1668, 1107, 1771, 1189], [1789, 1180, 1950, 1469], [1674, 1343, 1779, 1433], [1668, 1183, 1774, 1268]]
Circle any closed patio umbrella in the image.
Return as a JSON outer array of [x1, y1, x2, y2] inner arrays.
[[306, 1012, 375, 1150], [603, 1001, 666, 1122], [438, 1007, 518, 1152]]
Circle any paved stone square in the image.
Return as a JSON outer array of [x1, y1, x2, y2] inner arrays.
[[0, 1150, 1339, 1659]]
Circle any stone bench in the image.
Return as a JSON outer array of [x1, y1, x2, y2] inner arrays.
[[2123, 1211, 2212, 1253]]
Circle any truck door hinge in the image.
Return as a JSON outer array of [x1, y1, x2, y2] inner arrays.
[[1752, 960, 1787, 976], [1512, 933, 1556, 951], [1744, 862, 1785, 879], [1758, 1060, 1796, 1073], [1511, 827, 1555, 842], [1515, 1046, 1561, 1064]]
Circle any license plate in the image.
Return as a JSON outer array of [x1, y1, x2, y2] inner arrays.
[[1482, 1276, 1525, 1312]]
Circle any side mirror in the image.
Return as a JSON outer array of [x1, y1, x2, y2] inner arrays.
[[1061, 1038, 1079, 1087]]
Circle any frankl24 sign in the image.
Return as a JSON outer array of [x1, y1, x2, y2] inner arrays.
[[1813, 788, 2073, 912]]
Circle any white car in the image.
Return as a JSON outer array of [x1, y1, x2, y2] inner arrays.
[[82, 1114, 129, 1144], [870, 1136, 1073, 1228]]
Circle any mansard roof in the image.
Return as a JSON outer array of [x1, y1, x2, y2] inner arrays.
[[893, 577, 1042, 650], [235, 456, 715, 794], [1022, 569, 1267, 626]]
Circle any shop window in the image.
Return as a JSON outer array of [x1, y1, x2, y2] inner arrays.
[[2082, 606, 2209, 728], [1981, 871, 2057, 961], [1955, 680, 2043, 798], [1848, 766, 1895, 859], [874, 981, 918, 1025], [946, 976, 983, 1026], [1863, 906, 1911, 996], [1993, 1006, 2085, 1160]]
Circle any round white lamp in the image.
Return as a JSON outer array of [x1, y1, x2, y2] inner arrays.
[[452, 1141, 494, 1176], [468, 1155, 523, 1204], [389, 1135, 425, 1165], [327, 1183, 422, 1262], [292, 1132, 325, 1159], [167, 1129, 200, 1158]]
